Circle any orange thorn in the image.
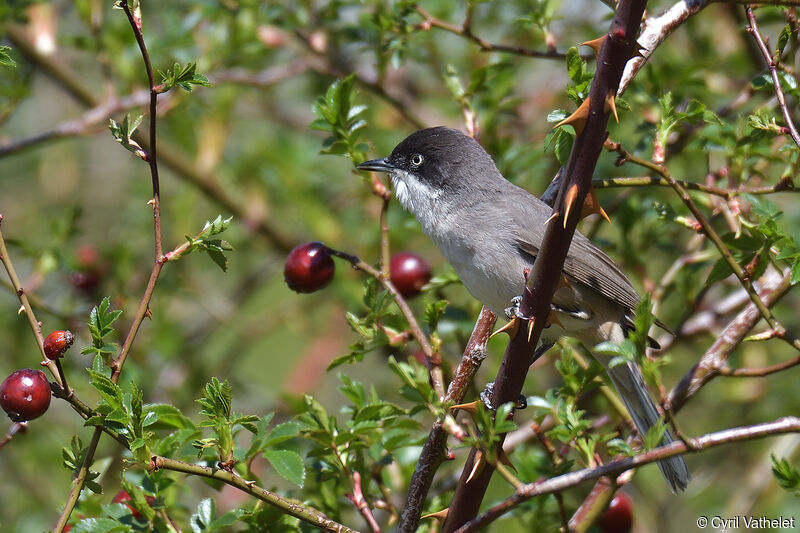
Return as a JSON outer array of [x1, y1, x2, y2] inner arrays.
[[557, 274, 572, 289], [491, 317, 520, 339], [527, 317, 536, 343], [604, 90, 619, 123], [563, 184, 579, 228], [467, 450, 485, 483], [544, 211, 560, 226], [498, 449, 517, 473], [450, 401, 479, 414], [554, 98, 591, 136], [421, 508, 449, 523], [581, 186, 611, 223], [581, 35, 606, 60]]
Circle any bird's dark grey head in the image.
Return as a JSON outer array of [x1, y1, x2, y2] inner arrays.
[[357, 127, 502, 216]]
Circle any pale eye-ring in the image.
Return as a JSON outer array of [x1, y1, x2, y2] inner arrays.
[[410, 154, 424, 167]]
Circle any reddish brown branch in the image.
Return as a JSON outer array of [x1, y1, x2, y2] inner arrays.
[[398, 306, 496, 532], [443, 1, 649, 529]]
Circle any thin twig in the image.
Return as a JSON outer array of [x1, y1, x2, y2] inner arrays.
[[325, 247, 444, 399], [414, 6, 571, 60], [745, 5, 800, 150], [347, 471, 382, 533], [456, 416, 800, 532], [606, 140, 800, 355], [150, 455, 358, 533], [0, 215, 62, 387], [0, 422, 27, 451], [592, 175, 796, 197], [398, 306, 496, 533]]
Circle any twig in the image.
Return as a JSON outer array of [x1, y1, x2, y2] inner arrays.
[[0, 215, 62, 387], [0, 422, 27, 451], [667, 266, 792, 412], [456, 416, 800, 532], [150, 455, 358, 533], [5, 25, 295, 253], [398, 306, 496, 533], [347, 471, 382, 533], [606, 140, 800, 354], [618, 0, 800, 95], [325, 247, 444, 399], [54, 4, 168, 529], [414, 6, 571, 60], [592, 175, 796, 197], [745, 5, 800, 150]]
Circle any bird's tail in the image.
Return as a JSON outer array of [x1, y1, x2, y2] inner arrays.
[[601, 357, 691, 493]]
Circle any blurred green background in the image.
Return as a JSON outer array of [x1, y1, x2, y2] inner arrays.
[[1, 0, 800, 531]]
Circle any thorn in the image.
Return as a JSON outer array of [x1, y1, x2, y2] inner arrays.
[[557, 274, 571, 289], [491, 317, 520, 339], [144, 307, 153, 320], [544, 211, 559, 226], [554, 97, 591, 136], [545, 310, 565, 329], [421, 508, 449, 523], [450, 401, 479, 415], [527, 317, 536, 343], [498, 449, 517, 473], [17, 305, 24, 315], [467, 450, 485, 483], [581, 35, 606, 60], [563, 184, 579, 228], [581, 186, 611, 223], [604, 90, 619, 123], [147, 198, 156, 206]]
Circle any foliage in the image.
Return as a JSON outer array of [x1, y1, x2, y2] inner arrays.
[[0, 1, 799, 532]]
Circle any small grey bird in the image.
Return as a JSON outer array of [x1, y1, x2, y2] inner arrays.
[[358, 126, 690, 492]]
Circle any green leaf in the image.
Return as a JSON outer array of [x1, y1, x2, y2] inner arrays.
[[71, 517, 128, 533], [158, 62, 212, 93], [0, 45, 15, 68], [109, 114, 146, 159], [642, 418, 667, 450], [263, 449, 306, 487], [771, 454, 800, 494], [191, 498, 216, 532]]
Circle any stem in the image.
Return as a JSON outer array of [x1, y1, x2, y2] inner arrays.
[[443, 2, 648, 529], [457, 416, 800, 532], [150, 456, 359, 533], [397, 306, 496, 533], [606, 141, 800, 354], [0, 215, 62, 387], [745, 5, 800, 150], [592, 176, 796, 197], [326, 247, 444, 399]]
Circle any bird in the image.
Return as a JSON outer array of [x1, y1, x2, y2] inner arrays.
[[357, 126, 690, 492]]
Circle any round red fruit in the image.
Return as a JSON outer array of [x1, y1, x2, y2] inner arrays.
[[599, 492, 633, 533], [389, 252, 431, 298], [113, 490, 155, 518], [0, 369, 51, 422], [284, 242, 335, 293], [43, 330, 75, 360]]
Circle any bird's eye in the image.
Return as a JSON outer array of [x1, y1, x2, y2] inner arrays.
[[410, 154, 424, 167]]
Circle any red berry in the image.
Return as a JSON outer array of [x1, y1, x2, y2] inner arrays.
[[43, 330, 75, 360], [0, 369, 51, 422], [284, 242, 335, 293], [599, 492, 633, 533], [389, 252, 431, 298], [112, 490, 155, 519]]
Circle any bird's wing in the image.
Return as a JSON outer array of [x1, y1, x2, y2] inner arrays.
[[504, 191, 642, 313]]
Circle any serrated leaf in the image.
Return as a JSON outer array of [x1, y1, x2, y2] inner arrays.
[[263, 449, 306, 487]]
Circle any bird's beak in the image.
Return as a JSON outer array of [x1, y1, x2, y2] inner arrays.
[[357, 158, 394, 173]]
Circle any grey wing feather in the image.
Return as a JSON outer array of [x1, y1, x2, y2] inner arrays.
[[506, 191, 641, 312]]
